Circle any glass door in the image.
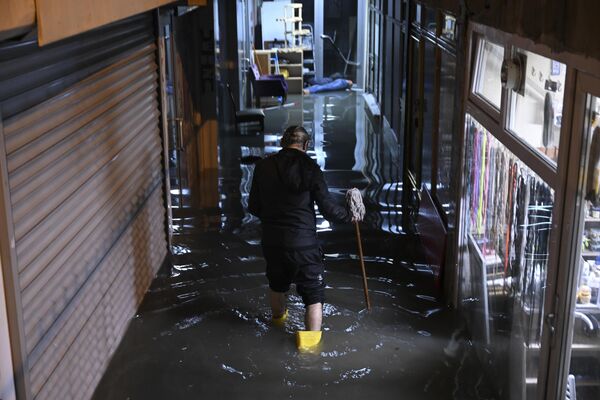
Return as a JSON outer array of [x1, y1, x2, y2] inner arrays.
[[407, 35, 422, 191], [159, 7, 208, 213], [552, 73, 600, 400], [237, 0, 252, 109]]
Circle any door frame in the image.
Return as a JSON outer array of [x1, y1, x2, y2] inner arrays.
[[0, 256, 17, 400], [236, 0, 252, 109], [156, 5, 197, 243], [547, 71, 600, 400], [156, 9, 174, 249]]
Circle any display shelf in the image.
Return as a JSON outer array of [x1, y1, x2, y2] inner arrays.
[[585, 217, 600, 223], [285, 77, 303, 93], [276, 49, 303, 63], [252, 49, 304, 94], [279, 65, 303, 79]]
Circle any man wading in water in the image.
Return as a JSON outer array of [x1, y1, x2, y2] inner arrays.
[[248, 125, 357, 348]]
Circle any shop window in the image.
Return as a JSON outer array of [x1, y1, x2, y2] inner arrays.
[[408, 37, 421, 182], [378, 13, 384, 104], [383, 9, 394, 122], [414, 4, 422, 26], [462, 115, 554, 398], [421, 38, 436, 190], [424, 7, 437, 34], [472, 39, 504, 109], [394, 0, 404, 20], [392, 24, 405, 137], [436, 50, 457, 221], [373, 13, 381, 100], [507, 49, 566, 164], [441, 14, 456, 42]]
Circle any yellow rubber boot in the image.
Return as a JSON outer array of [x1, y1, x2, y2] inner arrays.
[[272, 309, 288, 326], [296, 330, 322, 351]]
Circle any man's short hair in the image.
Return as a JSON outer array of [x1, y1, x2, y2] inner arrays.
[[281, 125, 310, 147]]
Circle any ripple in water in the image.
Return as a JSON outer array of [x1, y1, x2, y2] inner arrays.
[[322, 303, 342, 317], [221, 364, 253, 380], [175, 315, 204, 330], [320, 348, 358, 358], [336, 367, 372, 383]]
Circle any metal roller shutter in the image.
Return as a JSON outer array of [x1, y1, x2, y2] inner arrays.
[[0, 13, 167, 400]]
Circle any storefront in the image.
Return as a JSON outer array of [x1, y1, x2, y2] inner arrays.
[[364, 1, 600, 399], [458, 21, 600, 400]]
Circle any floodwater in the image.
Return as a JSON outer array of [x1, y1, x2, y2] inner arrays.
[[92, 92, 496, 399]]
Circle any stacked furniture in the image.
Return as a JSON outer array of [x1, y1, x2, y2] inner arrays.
[[254, 48, 303, 94]]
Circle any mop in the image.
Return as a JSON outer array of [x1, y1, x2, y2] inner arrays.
[[297, 188, 369, 352], [346, 188, 371, 311]]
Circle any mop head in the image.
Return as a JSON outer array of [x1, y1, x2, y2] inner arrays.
[[345, 188, 365, 222], [296, 330, 322, 351]]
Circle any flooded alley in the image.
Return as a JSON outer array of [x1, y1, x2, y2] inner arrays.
[[3, 2, 600, 400], [92, 93, 494, 399]]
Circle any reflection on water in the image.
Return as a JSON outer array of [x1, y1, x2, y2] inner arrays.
[[232, 92, 404, 238], [93, 93, 495, 400]]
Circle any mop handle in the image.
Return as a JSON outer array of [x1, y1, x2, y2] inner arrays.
[[354, 221, 371, 311]]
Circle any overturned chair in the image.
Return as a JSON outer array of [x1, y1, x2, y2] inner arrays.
[[248, 64, 287, 107]]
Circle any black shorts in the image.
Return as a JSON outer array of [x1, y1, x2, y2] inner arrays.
[[262, 245, 325, 306]]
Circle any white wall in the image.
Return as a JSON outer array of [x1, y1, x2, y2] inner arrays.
[[260, 0, 291, 47]]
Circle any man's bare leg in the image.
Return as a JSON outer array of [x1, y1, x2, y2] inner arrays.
[[270, 290, 286, 318], [305, 303, 323, 331]]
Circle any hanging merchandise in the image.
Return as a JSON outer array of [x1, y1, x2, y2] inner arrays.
[[542, 92, 555, 150], [585, 113, 600, 206], [463, 116, 554, 349]]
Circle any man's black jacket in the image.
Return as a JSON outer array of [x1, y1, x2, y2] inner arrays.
[[248, 147, 351, 248]]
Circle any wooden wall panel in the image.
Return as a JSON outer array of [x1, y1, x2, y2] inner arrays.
[[0, 0, 35, 38], [35, 0, 173, 45]]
